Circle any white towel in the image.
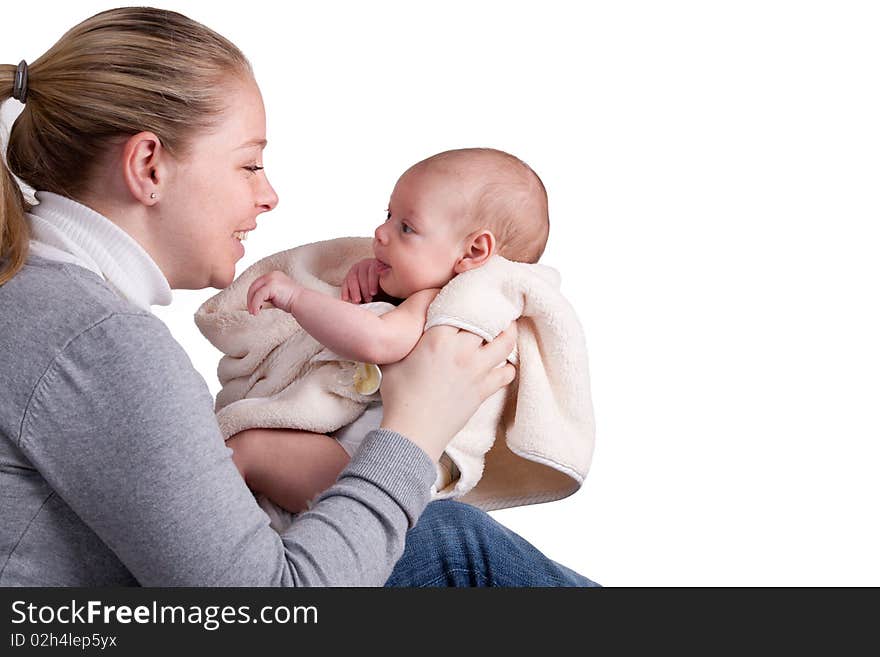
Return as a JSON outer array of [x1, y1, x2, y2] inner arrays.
[[195, 237, 595, 510]]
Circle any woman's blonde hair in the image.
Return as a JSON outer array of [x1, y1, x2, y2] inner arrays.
[[0, 7, 252, 285]]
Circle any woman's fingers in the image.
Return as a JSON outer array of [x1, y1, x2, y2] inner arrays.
[[483, 362, 517, 399], [479, 322, 517, 366], [422, 324, 460, 339], [423, 322, 517, 363]]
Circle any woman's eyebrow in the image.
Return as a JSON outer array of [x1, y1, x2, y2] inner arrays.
[[236, 138, 268, 150]]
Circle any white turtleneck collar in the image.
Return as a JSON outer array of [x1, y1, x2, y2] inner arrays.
[[26, 191, 172, 311]]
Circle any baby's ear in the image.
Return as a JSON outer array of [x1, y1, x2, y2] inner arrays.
[[454, 229, 496, 274]]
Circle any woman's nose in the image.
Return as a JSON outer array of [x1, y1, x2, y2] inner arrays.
[[257, 175, 279, 213]]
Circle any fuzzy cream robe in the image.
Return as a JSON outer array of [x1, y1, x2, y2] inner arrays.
[[195, 237, 595, 511]]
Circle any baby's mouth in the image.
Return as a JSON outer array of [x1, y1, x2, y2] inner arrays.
[[376, 258, 391, 273]]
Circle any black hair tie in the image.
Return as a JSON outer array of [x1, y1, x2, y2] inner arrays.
[[12, 60, 28, 104]]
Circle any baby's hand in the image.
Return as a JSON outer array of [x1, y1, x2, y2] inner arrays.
[[247, 270, 302, 315], [341, 258, 381, 304]]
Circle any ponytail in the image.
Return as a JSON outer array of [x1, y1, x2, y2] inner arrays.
[[0, 65, 29, 286]]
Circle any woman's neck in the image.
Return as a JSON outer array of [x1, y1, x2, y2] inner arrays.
[[26, 191, 172, 310]]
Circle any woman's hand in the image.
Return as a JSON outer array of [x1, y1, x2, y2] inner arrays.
[[379, 323, 517, 461], [246, 270, 302, 315], [341, 258, 381, 303]]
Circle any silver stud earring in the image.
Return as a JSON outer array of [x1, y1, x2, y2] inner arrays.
[[150, 193, 157, 199]]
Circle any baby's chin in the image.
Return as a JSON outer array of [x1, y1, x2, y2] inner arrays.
[[378, 284, 404, 300], [377, 276, 409, 301]]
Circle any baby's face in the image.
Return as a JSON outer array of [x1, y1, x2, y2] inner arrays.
[[372, 168, 470, 298]]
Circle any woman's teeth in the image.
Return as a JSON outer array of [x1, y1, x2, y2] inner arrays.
[[233, 231, 250, 241]]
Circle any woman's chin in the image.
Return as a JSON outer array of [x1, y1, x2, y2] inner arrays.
[[210, 265, 237, 290]]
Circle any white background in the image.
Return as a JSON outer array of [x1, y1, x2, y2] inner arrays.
[[4, 1, 879, 585]]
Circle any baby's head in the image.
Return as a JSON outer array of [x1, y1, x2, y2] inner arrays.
[[372, 148, 549, 298]]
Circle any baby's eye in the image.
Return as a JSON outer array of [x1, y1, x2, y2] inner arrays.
[[401, 223, 414, 234], [385, 210, 392, 221], [244, 165, 265, 175]]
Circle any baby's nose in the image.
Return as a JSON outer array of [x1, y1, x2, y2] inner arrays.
[[374, 223, 388, 244]]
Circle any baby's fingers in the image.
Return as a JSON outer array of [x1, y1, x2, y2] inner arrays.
[[246, 278, 267, 315], [247, 285, 265, 315], [357, 264, 372, 302], [367, 260, 379, 296], [347, 276, 362, 303], [342, 270, 358, 302]]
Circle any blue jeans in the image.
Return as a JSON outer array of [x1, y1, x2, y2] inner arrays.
[[385, 500, 599, 587]]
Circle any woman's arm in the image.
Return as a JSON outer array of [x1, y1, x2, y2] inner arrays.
[[20, 312, 515, 586], [19, 312, 434, 586], [247, 270, 439, 363]]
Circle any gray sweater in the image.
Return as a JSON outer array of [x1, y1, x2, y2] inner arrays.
[[0, 257, 436, 586]]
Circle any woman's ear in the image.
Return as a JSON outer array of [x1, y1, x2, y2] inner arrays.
[[121, 132, 164, 206], [454, 229, 496, 274]]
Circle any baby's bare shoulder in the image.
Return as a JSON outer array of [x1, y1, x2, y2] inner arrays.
[[399, 288, 441, 312]]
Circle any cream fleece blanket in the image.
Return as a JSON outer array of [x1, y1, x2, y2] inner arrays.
[[194, 237, 595, 511]]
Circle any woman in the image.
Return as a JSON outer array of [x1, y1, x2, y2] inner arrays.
[[0, 7, 596, 587]]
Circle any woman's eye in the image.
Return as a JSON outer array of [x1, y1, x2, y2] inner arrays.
[[244, 165, 265, 174]]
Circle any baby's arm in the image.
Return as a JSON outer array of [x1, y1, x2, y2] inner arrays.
[[247, 271, 439, 364]]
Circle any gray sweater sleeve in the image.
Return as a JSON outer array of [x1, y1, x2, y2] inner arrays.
[[18, 312, 436, 586]]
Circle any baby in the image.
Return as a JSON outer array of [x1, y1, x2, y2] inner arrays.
[[229, 147, 550, 513]]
